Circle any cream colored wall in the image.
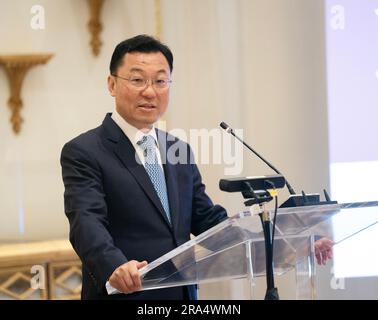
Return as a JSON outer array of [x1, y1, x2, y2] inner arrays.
[[1, 0, 329, 298], [0, 0, 157, 241], [163, 0, 329, 211], [161, 0, 328, 299]]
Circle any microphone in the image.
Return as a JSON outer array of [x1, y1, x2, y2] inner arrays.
[[220, 121, 296, 195], [221, 122, 281, 300]]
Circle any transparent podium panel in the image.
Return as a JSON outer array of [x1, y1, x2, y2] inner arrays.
[[140, 212, 315, 299], [140, 215, 252, 290], [273, 201, 378, 244], [139, 201, 378, 299], [248, 234, 316, 299]]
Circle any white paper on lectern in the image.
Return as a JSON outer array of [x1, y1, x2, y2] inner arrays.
[[105, 281, 119, 295]]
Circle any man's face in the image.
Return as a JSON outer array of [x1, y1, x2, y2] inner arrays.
[[108, 51, 171, 130]]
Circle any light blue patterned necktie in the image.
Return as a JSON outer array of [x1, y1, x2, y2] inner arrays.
[[137, 135, 171, 224]]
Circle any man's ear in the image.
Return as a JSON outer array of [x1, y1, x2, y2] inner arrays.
[[107, 75, 116, 97]]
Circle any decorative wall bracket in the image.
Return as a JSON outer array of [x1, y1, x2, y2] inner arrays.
[[86, 0, 162, 56], [155, 0, 162, 39], [87, 0, 105, 56], [0, 53, 53, 134]]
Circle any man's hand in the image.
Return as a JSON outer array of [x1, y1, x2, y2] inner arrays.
[[108, 260, 148, 294], [314, 237, 333, 265]]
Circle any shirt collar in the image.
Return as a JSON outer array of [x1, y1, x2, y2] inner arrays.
[[111, 109, 158, 147]]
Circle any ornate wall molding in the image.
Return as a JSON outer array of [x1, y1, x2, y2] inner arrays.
[[155, 0, 162, 39], [0, 53, 53, 134], [0, 239, 81, 300], [86, 0, 161, 54], [0, 266, 48, 300], [87, 0, 105, 56]]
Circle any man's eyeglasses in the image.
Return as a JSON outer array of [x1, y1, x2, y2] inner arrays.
[[112, 74, 172, 90]]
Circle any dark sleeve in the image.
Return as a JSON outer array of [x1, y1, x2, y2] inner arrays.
[[60, 141, 127, 291], [189, 146, 228, 236]]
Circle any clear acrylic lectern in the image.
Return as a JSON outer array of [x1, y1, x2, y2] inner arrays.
[[139, 201, 378, 299]]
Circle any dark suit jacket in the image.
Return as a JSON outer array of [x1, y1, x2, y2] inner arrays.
[[60, 114, 228, 299]]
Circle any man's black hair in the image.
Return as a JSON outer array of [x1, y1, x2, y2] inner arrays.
[[109, 34, 173, 75]]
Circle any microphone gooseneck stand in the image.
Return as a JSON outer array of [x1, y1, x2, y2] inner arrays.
[[219, 121, 338, 300], [243, 182, 279, 300]]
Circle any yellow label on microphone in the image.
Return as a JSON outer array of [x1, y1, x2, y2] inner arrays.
[[267, 189, 278, 197]]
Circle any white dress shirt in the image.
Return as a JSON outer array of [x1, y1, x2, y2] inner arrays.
[[111, 109, 163, 169]]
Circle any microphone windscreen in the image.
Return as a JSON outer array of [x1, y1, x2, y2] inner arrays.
[[220, 122, 229, 130]]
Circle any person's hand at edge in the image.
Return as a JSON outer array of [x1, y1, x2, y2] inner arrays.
[[108, 260, 148, 294], [314, 237, 333, 265]]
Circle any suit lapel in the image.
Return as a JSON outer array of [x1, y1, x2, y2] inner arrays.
[[102, 115, 171, 227], [157, 130, 180, 233]]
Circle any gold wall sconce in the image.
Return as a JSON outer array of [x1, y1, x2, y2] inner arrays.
[[86, 0, 163, 56], [0, 53, 53, 134], [155, 0, 162, 39], [87, 0, 105, 57]]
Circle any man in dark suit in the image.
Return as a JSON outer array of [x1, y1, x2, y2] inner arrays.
[[60, 35, 228, 300]]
